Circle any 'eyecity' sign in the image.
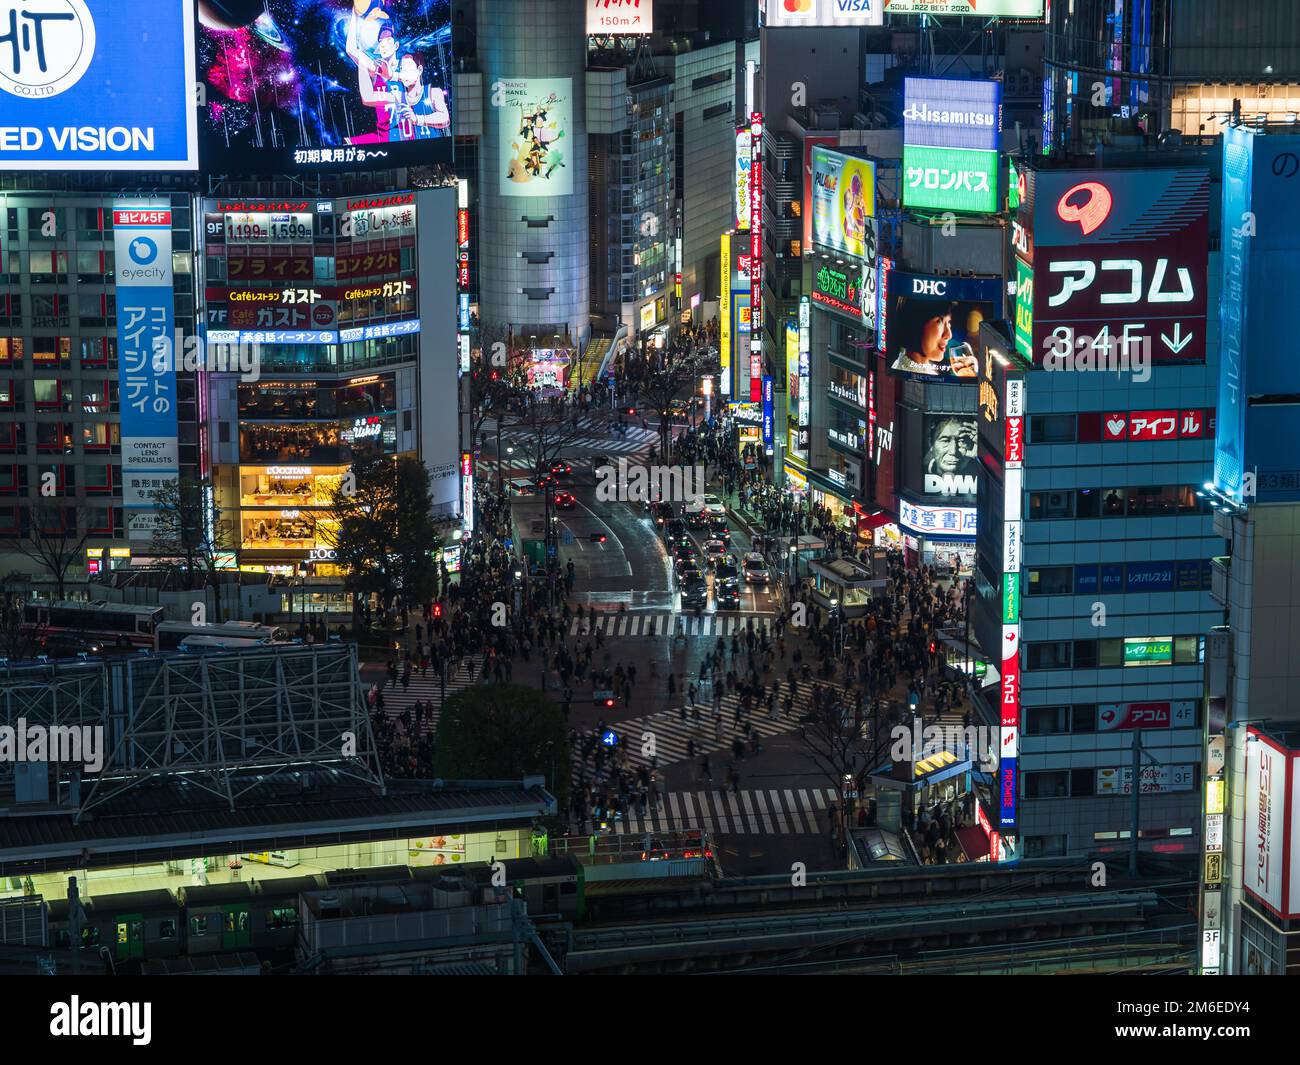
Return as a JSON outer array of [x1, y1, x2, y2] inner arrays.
[[0, 0, 198, 170]]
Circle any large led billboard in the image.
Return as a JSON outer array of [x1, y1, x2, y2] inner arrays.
[[919, 414, 978, 502], [587, 0, 653, 33], [496, 77, 573, 197], [763, 0, 883, 27], [0, 0, 198, 170], [1215, 128, 1300, 505], [198, 0, 453, 172], [883, 271, 1001, 381], [902, 78, 1000, 214], [1031, 167, 1210, 366], [885, 0, 1042, 14], [810, 146, 876, 259]]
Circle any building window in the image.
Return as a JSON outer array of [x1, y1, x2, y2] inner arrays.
[[1070, 768, 1095, 797], [1024, 835, 1068, 858], [701, 102, 731, 120], [1028, 491, 1073, 519], [1026, 641, 1071, 670], [1073, 640, 1098, 668], [1024, 772, 1069, 799], [1025, 706, 1068, 735], [1027, 566, 1072, 595], [1071, 705, 1097, 732], [1029, 414, 1075, 443]]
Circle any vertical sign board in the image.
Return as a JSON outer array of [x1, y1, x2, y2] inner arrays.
[[762, 376, 774, 453], [735, 130, 752, 232], [114, 205, 178, 540], [998, 373, 1025, 842], [719, 234, 732, 395], [749, 113, 764, 402], [1243, 728, 1288, 918], [461, 451, 474, 535]]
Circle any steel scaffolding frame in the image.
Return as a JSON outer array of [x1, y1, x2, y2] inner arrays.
[[0, 644, 385, 819]]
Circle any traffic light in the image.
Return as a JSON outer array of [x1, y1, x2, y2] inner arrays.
[[590, 532, 607, 543]]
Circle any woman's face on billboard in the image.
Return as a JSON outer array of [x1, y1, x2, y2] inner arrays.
[[918, 312, 953, 361]]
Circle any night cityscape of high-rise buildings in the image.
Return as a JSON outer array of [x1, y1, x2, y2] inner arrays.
[[0, 0, 1297, 1016]]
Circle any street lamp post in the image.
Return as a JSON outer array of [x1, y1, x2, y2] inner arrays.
[[298, 561, 308, 636]]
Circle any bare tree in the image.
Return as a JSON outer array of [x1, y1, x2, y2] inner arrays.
[[7, 502, 89, 601], [501, 392, 586, 486], [795, 684, 884, 848], [635, 355, 692, 454], [149, 477, 237, 622]]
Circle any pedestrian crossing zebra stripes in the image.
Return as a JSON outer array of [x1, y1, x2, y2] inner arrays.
[[371, 654, 486, 736], [606, 788, 839, 836], [568, 612, 777, 637], [573, 677, 846, 785]]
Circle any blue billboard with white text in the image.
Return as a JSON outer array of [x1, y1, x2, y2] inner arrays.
[[0, 0, 198, 170]]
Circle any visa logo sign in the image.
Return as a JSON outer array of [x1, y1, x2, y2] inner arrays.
[[835, 0, 877, 11]]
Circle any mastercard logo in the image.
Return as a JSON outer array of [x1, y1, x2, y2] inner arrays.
[[782, 0, 813, 11]]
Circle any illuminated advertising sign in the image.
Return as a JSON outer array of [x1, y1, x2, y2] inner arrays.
[[114, 204, 178, 540], [798, 297, 812, 448], [587, 0, 654, 33], [1001, 572, 1020, 624], [208, 319, 421, 346], [885, 271, 1001, 381], [735, 129, 751, 231], [898, 499, 976, 537], [919, 415, 978, 501], [461, 451, 474, 535], [802, 134, 839, 248], [903, 77, 1000, 152], [0, 0, 198, 171], [1032, 168, 1210, 366], [762, 376, 774, 452], [1014, 258, 1034, 361], [902, 78, 1000, 215], [1122, 638, 1173, 665], [719, 234, 732, 378], [810, 147, 876, 259], [1097, 765, 1195, 795], [1243, 729, 1289, 916], [762, 0, 884, 27], [903, 143, 998, 214], [885, 0, 1042, 13], [870, 360, 896, 509], [198, 0, 453, 171], [811, 261, 876, 329], [1102, 408, 1212, 441], [1097, 701, 1196, 731], [496, 77, 572, 196], [750, 113, 763, 403], [999, 627, 1019, 728], [1216, 128, 1300, 504]]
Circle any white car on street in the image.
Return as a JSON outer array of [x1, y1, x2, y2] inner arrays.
[[742, 552, 770, 585]]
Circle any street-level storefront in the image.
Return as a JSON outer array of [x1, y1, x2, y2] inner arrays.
[[898, 496, 976, 577]]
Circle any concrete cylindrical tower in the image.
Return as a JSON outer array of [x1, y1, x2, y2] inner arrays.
[[476, 0, 589, 346]]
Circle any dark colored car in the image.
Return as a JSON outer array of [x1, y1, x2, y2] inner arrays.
[[708, 516, 731, 542], [553, 490, 576, 510], [664, 518, 687, 542], [685, 506, 710, 529], [37, 633, 105, 659], [715, 578, 742, 610], [651, 501, 674, 526], [550, 460, 573, 478], [681, 578, 709, 607], [714, 559, 739, 582]]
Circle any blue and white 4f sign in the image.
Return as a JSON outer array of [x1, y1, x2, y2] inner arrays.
[[0, 0, 198, 170]]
